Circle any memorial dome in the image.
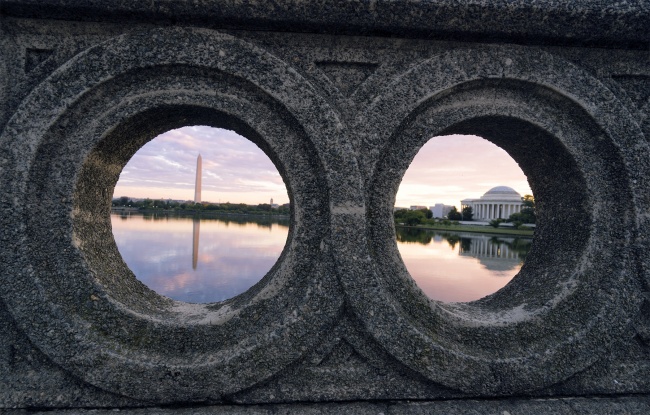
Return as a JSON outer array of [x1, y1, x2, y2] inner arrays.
[[460, 186, 526, 221], [481, 186, 522, 201]]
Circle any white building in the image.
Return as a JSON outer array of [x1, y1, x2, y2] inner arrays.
[[461, 186, 524, 221], [430, 203, 454, 218]]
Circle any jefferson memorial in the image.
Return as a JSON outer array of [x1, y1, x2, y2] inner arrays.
[[461, 186, 524, 221]]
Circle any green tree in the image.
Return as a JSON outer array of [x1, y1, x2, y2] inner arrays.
[[489, 218, 504, 228], [508, 194, 536, 224], [394, 209, 409, 221], [405, 210, 425, 226], [447, 206, 462, 221], [510, 220, 524, 230], [461, 206, 473, 221], [394, 209, 425, 226]]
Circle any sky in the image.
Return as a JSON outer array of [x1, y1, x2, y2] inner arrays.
[[395, 134, 532, 208], [113, 126, 289, 205], [113, 126, 532, 208]]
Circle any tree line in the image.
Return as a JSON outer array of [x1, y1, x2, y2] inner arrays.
[[394, 195, 536, 229], [111, 196, 290, 215], [487, 194, 536, 228]]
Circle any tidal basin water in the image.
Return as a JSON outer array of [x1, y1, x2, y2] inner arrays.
[[111, 213, 532, 303], [111, 213, 290, 303], [395, 227, 531, 302]]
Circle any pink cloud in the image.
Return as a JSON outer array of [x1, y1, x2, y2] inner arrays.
[[395, 135, 532, 208], [113, 126, 289, 204], [114, 128, 531, 208]]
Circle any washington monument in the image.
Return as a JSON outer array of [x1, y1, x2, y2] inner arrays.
[[194, 154, 202, 203]]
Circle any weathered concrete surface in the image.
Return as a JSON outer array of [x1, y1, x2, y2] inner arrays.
[[5, 396, 650, 415], [1, 0, 649, 412]]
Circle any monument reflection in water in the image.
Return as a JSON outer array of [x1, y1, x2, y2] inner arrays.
[[395, 228, 532, 302], [111, 213, 290, 303], [111, 214, 531, 304]]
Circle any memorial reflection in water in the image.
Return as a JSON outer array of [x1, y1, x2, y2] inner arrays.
[[111, 213, 290, 303], [395, 228, 532, 302], [111, 213, 531, 304]]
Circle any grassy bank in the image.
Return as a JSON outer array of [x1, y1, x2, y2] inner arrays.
[[397, 223, 534, 237]]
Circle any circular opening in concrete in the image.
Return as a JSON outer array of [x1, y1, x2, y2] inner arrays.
[[110, 126, 290, 303], [70, 105, 304, 315], [37, 95, 333, 399], [395, 134, 535, 303], [362, 85, 621, 390], [3, 28, 341, 400], [373, 113, 591, 313]]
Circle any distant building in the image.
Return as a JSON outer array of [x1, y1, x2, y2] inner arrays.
[[430, 203, 454, 218], [461, 186, 523, 221], [409, 205, 428, 211]]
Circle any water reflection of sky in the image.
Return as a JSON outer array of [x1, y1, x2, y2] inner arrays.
[[111, 214, 289, 303], [111, 215, 530, 304], [396, 229, 531, 303]]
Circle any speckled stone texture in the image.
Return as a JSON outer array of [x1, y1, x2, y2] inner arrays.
[[1, 0, 649, 413]]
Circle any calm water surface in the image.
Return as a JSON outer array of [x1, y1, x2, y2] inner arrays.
[[111, 213, 532, 303], [396, 228, 531, 302], [111, 213, 289, 303]]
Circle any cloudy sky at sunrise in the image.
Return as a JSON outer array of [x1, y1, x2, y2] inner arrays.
[[113, 126, 532, 208]]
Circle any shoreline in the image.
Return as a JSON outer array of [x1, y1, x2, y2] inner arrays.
[[112, 209, 532, 237], [110, 208, 290, 220], [397, 224, 534, 238]]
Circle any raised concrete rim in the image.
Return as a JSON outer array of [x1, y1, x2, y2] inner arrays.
[[0, 27, 361, 402], [3, 0, 649, 48], [341, 45, 649, 394]]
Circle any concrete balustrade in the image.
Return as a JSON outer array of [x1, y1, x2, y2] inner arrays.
[[1, 1, 649, 413]]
